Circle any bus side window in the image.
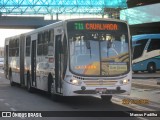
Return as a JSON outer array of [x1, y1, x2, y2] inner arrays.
[[9, 39, 18, 57], [43, 31, 49, 55], [48, 30, 54, 56], [37, 33, 43, 56], [147, 39, 160, 52], [26, 36, 31, 56], [9, 40, 12, 57], [13, 39, 16, 56], [15, 38, 19, 57]]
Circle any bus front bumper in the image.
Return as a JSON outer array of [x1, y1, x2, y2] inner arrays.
[[63, 81, 131, 96]]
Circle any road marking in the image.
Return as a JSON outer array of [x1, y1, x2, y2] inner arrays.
[[0, 99, 4, 102], [10, 107, 16, 111], [10, 108, 26, 119], [4, 102, 10, 106], [0, 98, 25, 119]]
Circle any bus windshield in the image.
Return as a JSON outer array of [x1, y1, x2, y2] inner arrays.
[[67, 21, 130, 76]]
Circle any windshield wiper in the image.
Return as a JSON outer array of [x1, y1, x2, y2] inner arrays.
[[86, 40, 92, 58]]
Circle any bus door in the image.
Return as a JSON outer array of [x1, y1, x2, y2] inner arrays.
[[20, 35, 25, 85], [31, 40, 37, 87], [55, 35, 63, 94], [5, 45, 9, 78]]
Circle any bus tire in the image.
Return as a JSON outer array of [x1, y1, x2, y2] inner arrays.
[[101, 95, 112, 103], [48, 75, 59, 101], [9, 69, 15, 86], [27, 73, 34, 93], [147, 63, 156, 73]]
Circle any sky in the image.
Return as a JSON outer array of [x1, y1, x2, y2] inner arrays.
[[0, 29, 33, 47]]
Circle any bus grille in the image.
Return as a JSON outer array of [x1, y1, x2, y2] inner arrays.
[[83, 80, 117, 86], [74, 90, 126, 94]]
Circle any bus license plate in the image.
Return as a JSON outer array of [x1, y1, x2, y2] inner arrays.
[[95, 88, 107, 92]]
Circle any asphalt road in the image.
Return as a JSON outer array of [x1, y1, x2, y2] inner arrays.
[[0, 69, 159, 120], [133, 71, 160, 79]]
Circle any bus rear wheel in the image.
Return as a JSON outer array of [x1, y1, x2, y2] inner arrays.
[[147, 63, 156, 73], [101, 95, 112, 103]]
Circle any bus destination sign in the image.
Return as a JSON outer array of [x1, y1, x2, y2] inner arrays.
[[74, 22, 118, 31]]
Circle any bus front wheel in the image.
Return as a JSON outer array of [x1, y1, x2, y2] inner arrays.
[[147, 63, 156, 73]]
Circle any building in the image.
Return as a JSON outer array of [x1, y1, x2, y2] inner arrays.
[[120, 0, 160, 35]]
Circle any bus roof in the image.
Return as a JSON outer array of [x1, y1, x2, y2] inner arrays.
[[5, 18, 128, 39], [132, 34, 160, 42], [25, 18, 128, 36]]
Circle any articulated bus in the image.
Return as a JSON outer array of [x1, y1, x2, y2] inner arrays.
[[4, 18, 132, 102], [132, 34, 160, 73]]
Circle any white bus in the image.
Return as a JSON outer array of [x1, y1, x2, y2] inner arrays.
[[132, 34, 160, 73], [4, 18, 132, 102]]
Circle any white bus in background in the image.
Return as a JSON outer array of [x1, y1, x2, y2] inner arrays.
[[132, 34, 160, 73], [4, 18, 132, 102]]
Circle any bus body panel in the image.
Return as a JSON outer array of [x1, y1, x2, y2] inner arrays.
[[62, 71, 132, 96], [133, 57, 160, 71], [7, 35, 23, 84], [20, 35, 25, 85], [132, 34, 160, 72], [4, 39, 9, 79]]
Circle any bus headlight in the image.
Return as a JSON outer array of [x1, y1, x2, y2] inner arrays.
[[70, 79, 82, 86], [120, 79, 130, 84]]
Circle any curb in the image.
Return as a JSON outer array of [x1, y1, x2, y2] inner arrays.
[[132, 82, 160, 89], [132, 77, 160, 79]]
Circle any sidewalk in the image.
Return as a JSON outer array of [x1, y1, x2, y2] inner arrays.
[[132, 78, 160, 89], [132, 72, 160, 88], [132, 73, 160, 79]]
